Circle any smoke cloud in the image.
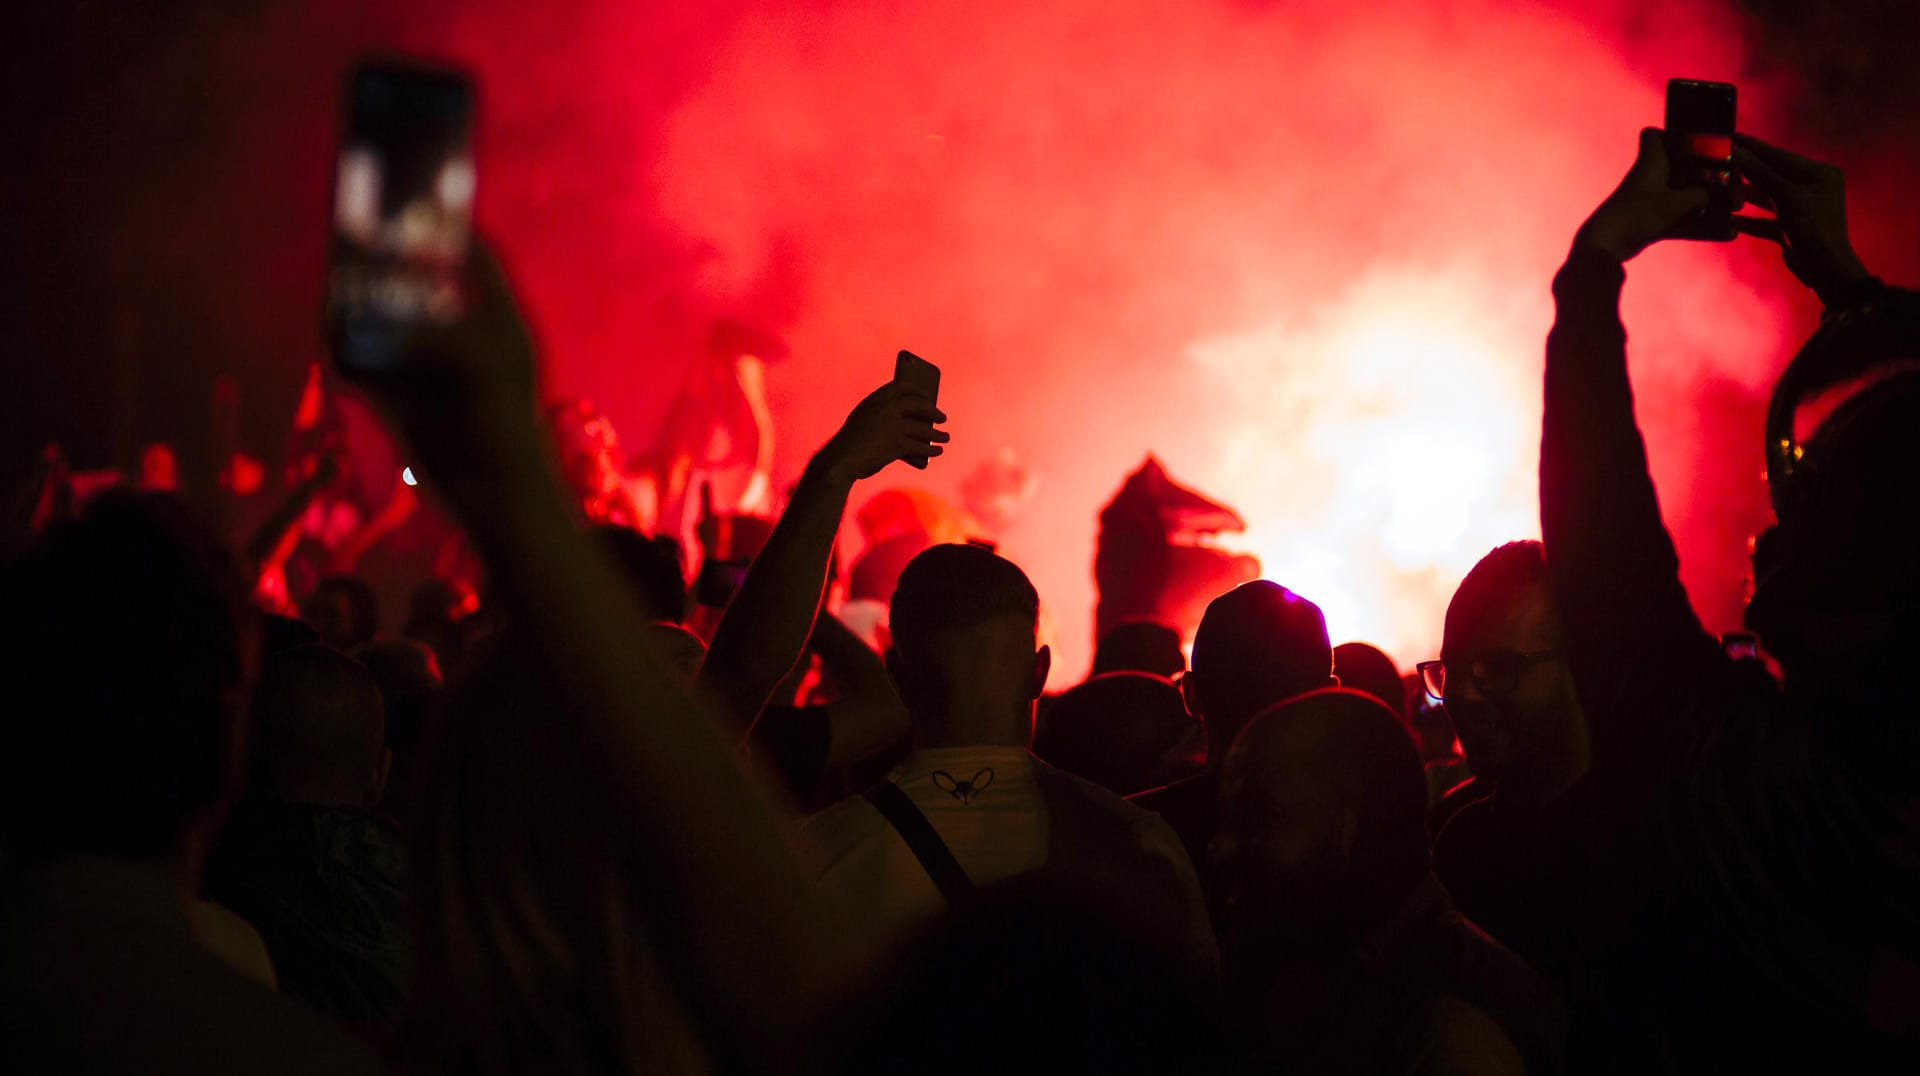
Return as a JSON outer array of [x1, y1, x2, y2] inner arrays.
[[572, 0, 1795, 676], [21, 0, 1916, 683]]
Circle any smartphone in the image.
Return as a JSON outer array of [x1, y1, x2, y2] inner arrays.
[[1664, 78, 1740, 242], [328, 60, 476, 374], [893, 350, 941, 470]]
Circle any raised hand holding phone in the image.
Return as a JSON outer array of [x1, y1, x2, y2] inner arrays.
[[892, 350, 942, 469], [1663, 78, 1742, 242], [813, 360, 949, 486], [328, 61, 477, 376], [1731, 134, 1872, 305], [1576, 128, 1712, 262]]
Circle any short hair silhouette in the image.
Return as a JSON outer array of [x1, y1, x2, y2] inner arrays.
[[1233, 687, 1430, 897], [1035, 672, 1203, 796], [1444, 540, 1551, 645], [1190, 580, 1332, 759], [1092, 621, 1186, 678], [1334, 641, 1407, 721], [1, 491, 250, 864], [888, 544, 1041, 667]]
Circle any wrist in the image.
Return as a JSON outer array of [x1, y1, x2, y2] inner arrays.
[[1572, 217, 1636, 264], [1815, 266, 1884, 317], [1810, 252, 1874, 309], [804, 449, 860, 492]]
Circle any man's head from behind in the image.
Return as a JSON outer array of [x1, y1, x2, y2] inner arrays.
[[1, 491, 251, 866], [1034, 672, 1203, 796], [887, 544, 1049, 747], [1333, 642, 1407, 721], [1439, 541, 1586, 794], [1093, 620, 1187, 679], [1210, 688, 1428, 964], [250, 645, 389, 809], [1187, 581, 1334, 763]]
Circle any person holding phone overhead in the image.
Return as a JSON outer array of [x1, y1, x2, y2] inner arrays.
[[1532, 114, 1920, 1073]]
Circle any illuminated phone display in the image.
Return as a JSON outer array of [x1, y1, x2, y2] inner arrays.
[[1666, 79, 1736, 190], [329, 62, 475, 373], [1664, 78, 1739, 242]]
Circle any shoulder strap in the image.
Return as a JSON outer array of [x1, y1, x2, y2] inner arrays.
[[863, 779, 976, 905]]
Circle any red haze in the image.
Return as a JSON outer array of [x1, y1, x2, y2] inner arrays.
[[16, 0, 1844, 684], [456, 0, 1797, 680]]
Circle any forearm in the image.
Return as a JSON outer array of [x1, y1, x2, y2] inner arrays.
[[326, 510, 404, 574], [244, 476, 326, 569], [1542, 246, 1720, 736], [700, 454, 853, 733], [454, 426, 846, 1070]]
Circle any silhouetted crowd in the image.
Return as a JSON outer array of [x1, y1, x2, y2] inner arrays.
[[4, 123, 1918, 1076]]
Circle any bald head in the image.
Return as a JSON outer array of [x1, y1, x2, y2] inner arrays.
[[1190, 581, 1334, 761], [251, 645, 388, 808]]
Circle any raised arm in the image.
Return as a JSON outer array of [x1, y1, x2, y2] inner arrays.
[[325, 470, 418, 574], [1545, 129, 1880, 758], [699, 380, 947, 734], [243, 450, 339, 574], [1542, 130, 1729, 751], [353, 247, 857, 1074]]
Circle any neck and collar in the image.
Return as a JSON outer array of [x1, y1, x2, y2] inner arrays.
[[909, 689, 1036, 751]]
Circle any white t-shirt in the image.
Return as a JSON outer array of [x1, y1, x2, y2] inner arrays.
[[802, 745, 1216, 976]]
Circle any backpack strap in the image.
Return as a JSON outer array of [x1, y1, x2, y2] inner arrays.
[[863, 779, 976, 905]]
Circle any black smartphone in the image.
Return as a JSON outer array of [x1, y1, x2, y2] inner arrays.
[[893, 350, 941, 470], [328, 60, 476, 374], [1664, 78, 1740, 242]]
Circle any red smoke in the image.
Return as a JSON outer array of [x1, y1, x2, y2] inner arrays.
[[385, 1, 1808, 679]]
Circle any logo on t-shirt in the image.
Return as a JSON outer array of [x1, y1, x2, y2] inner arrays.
[[931, 769, 994, 805]]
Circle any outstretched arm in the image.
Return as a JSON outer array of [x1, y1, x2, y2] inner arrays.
[[1542, 129, 1730, 755], [352, 247, 857, 1074], [700, 381, 947, 735]]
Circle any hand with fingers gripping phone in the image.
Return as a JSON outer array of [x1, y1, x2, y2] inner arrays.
[[1575, 125, 1876, 308]]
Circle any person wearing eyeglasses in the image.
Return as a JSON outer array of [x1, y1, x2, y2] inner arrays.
[[1417, 541, 1592, 994]]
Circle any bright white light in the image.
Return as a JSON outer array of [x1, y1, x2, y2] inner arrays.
[[402, 467, 418, 487], [334, 148, 381, 242], [1188, 269, 1541, 665], [437, 157, 477, 211]]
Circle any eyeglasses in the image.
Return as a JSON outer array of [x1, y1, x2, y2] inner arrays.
[[1416, 649, 1560, 702]]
